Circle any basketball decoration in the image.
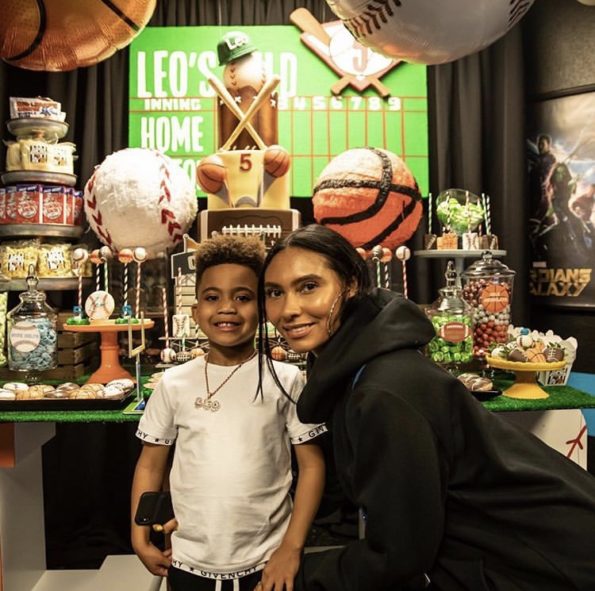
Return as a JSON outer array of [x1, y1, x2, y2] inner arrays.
[[197, 155, 226, 194], [312, 147, 422, 250], [0, 0, 156, 71], [479, 283, 509, 314], [324, 0, 535, 65], [264, 145, 291, 178], [84, 148, 197, 258]]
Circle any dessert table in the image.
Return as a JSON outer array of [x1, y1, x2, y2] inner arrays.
[[0, 378, 593, 591]]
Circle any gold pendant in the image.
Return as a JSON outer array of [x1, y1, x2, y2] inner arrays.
[[194, 397, 221, 412]]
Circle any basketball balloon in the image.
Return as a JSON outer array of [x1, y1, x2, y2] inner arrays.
[[312, 148, 422, 250], [0, 0, 156, 71], [325, 0, 535, 64], [196, 155, 226, 194], [264, 145, 291, 178]]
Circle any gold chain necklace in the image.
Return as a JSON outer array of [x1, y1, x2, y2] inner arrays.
[[194, 351, 257, 412]]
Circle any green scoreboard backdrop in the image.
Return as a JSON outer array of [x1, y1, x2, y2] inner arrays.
[[129, 26, 428, 198]]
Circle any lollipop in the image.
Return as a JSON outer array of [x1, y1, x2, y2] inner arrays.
[[118, 248, 134, 317], [133, 247, 147, 318], [395, 246, 411, 299], [371, 245, 384, 288]]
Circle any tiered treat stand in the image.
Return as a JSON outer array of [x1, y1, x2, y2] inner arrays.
[[62, 320, 154, 384], [414, 248, 507, 285], [486, 357, 567, 399]]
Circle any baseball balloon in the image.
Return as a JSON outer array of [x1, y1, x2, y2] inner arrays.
[[196, 154, 226, 194], [312, 148, 422, 250], [325, 0, 535, 64], [0, 0, 156, 71], [84, 148, 197, 258]]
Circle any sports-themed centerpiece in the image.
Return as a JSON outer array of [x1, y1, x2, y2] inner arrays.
[[196, 32, 300, 244]]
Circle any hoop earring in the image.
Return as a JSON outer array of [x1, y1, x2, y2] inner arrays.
[[326, 292, 343, 337]]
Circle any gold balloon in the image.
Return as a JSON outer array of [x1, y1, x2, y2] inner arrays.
[[0, 0, 156, 71]]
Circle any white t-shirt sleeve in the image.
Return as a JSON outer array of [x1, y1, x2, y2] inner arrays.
[[284, 368, 327, 445], [136, 378, 177, 446]]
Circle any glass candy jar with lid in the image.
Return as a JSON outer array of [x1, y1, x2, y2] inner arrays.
[[426, 261, 474, 370], [461, 252, 515, 358], [7, 269, 58, 373]]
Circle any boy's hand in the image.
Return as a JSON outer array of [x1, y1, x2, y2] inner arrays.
[[258, 543, 301, 591], [134, 541, 172, 577]]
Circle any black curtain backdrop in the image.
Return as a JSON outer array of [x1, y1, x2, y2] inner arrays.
[[0, 0, 528, 569]]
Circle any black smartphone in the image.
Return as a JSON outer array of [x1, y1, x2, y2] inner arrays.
[[134, 491, 174, 526]]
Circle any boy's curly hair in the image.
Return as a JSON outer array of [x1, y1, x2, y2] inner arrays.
[[195, 235, 266, 288]]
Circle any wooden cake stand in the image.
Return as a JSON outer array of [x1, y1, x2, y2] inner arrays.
[[62, 320, 154, 384], [485, 356, 566, 400]]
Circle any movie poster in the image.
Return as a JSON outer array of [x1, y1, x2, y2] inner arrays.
[[527, 92, 595, 308]]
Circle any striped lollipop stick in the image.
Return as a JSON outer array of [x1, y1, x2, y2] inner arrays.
[[117, 249, 134, 317], [100, 246, 112, 294], [71, 247, 88, 317], [89, 249, 102, 292], [395, 246, 411, 299], [381, 248, 393, 289], [162, 286, 170, 348], [133, 247, 147, 319], [371, 246, 383, 288]]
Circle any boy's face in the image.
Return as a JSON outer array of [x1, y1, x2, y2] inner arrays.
[[193, 264, 258, 360]]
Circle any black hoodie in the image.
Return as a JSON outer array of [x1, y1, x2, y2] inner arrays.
[[296, 289, 595, 591]]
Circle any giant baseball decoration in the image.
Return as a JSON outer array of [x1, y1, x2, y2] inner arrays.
[[0, 0, 155, 71], [84, 148, 197, 258], [312, 148, 422, 250], [325, 0, 535, 65]]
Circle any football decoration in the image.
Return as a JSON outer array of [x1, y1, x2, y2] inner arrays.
[[84, 148, 197, 259], [0, 0, 156, 71], [312, 148, 422, 250], [324, 0, 535, 65]]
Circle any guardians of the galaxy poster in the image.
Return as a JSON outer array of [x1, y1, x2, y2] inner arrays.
[[527, 91, 595, 308]]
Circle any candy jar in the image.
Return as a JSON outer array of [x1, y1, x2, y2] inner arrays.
[[7, 270, 58, 374], [426, 261, 474, 371], [461, 252, 515, 358]]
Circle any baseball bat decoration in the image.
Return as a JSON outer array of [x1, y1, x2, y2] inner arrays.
[[207, 76, 267, 150], [221, 75, 281, 151]]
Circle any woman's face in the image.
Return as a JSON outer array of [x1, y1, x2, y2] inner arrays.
[[264, 247, 348, 355]]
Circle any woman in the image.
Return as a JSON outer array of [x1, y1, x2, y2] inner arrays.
[[259, 224, 595, 591]]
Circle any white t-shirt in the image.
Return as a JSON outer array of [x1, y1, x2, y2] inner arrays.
[[136, 355, 326, 579]]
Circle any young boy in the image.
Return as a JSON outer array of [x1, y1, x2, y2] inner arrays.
[[131, 235, 326, 591]]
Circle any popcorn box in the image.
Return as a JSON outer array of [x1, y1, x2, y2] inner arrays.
[[0, 189, 5, 223], [15, 184, 43, 223], [5, 187, 18, 222]]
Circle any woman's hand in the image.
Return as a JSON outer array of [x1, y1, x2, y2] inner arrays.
[[258, 543, 301, 591], [134, 541, 172, 577]]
